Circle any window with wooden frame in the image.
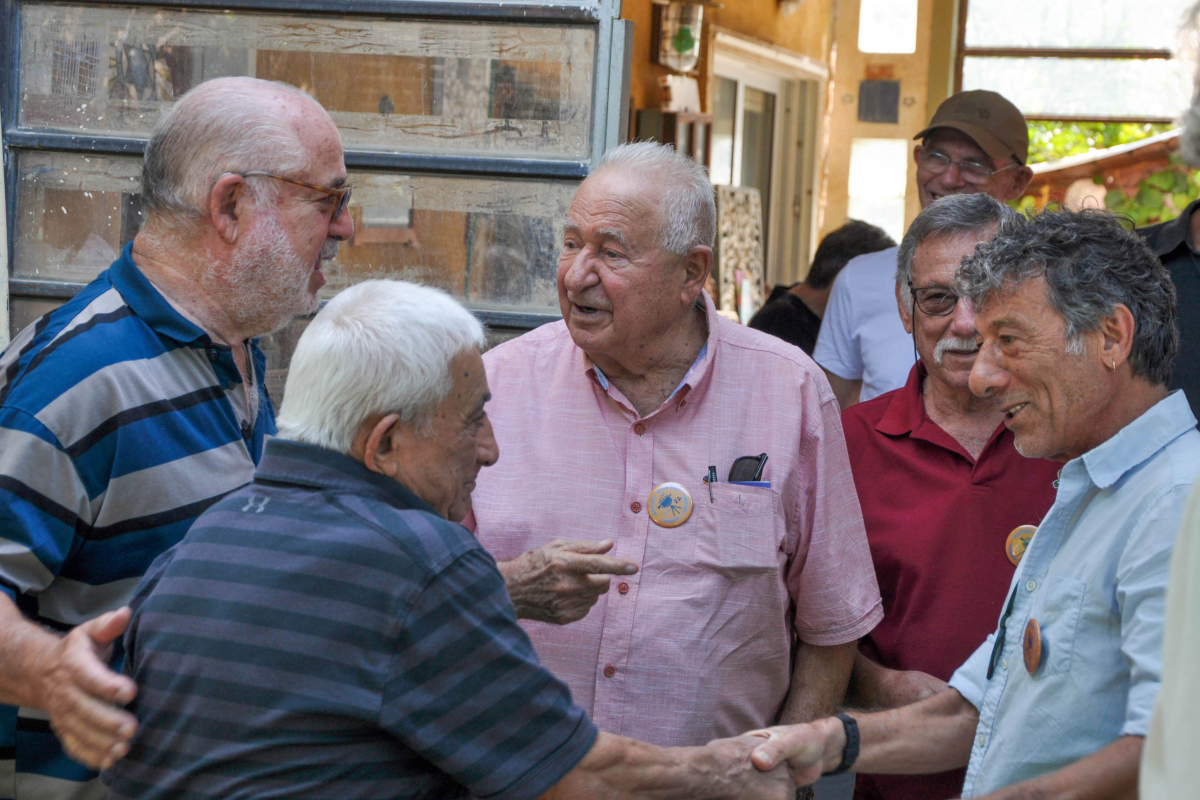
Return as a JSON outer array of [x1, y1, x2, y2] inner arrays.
[[2, 0, 633, 389]]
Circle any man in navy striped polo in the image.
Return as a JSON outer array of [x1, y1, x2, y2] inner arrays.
[[0, 76, 353, 799], [103, 280, 792, 800]]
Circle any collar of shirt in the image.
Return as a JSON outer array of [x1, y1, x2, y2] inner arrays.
[[254, 437, 442, 517], [874, 360, 1007, 463], [584, 294, 719, 416], [1080, 390, 1199, 489], [1141, 199, 1200, 257], [109, 241, 210, 345]]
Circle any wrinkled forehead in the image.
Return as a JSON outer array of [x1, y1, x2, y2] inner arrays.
[[923, 128, 993, 162], [973, 274, 1062, 334], [566, 167, 664, 240]]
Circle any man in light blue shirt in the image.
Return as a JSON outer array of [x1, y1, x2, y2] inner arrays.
[[744, 208, 1199, 800]]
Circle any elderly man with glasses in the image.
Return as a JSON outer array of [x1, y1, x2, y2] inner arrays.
[[814, 91, 1034, 409], [747, 208, 1199, 800], [0, 76, 352, 797], [838, 195, 1060, 800]]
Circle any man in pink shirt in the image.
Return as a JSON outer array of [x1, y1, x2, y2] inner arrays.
[[469, 142, 884, 749]]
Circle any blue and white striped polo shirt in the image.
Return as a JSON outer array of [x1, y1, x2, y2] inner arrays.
[[0, 242, 275, 800]]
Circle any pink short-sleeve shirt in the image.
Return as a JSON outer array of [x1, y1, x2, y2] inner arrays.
[[471, 294, 882, 747]]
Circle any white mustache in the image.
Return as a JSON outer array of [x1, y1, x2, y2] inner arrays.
[[933, 336, 979, 365], [319, 239, 340, 260]]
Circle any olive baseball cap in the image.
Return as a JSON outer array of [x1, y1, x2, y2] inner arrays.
[[913, 90, 1029, 165]]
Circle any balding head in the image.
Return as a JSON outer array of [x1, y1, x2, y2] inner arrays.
[[141, 77, 329, 234]]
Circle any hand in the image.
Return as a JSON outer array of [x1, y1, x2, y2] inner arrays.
[[34, 608, 139, 769], [745, 720, 843, 789], [704, 734, 795, 800], [498, 539, 638, 624]]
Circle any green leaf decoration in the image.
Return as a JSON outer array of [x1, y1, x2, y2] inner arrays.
[[672, 25, 697, 54]]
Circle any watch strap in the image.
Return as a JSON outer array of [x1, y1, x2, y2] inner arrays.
[[822, 713, 860, 776]]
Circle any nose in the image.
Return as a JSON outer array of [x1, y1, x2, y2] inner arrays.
[[329, 201, 355, 241], [948, 295, 977, 338], [939, 161, 969, 189], [560, 246, 600, 293], [477, 415, 499, 468], [969, 341, 1008, 399]]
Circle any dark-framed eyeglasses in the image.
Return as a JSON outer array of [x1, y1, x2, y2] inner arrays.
[[916, 150, 1020, 185], [230, 171, 353, 222], [907, 282, 961, 316]]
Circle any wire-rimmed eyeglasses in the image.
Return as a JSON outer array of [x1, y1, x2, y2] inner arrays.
[[917, 150, 1021, 186]]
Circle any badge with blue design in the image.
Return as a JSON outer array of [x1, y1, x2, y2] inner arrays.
[[1006, 525, 1036, 566], [647, 482, 693, 528]]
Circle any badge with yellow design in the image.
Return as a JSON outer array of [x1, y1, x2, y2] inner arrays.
[[647, 482, 693, 528], [1005, 525, 1036, 566]]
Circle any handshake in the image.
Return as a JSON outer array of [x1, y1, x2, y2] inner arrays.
[[618, 722, 841, 800]]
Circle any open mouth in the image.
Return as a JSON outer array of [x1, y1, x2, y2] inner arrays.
[[572, 302, 608, 317], [1004, 402, 1030, 422]]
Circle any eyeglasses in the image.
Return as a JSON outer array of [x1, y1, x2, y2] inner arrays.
[[917, 150, 1021, 185], [907, 282, 961, 316], [231, 171, 352, 222]]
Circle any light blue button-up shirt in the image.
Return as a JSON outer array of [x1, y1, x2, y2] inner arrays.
[[949, 391, 1200, 797]]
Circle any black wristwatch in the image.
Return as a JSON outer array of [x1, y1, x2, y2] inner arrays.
[[822, 713, 860, 776]]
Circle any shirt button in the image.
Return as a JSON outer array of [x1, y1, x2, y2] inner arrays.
[[976, 733, 988, 747], [618, 582, 629, 594], [207, 348, 217, 361], [603, 665, 616, 678], [634, 423, 646, 435], [630, 501, 642, 513], [1001, 657, 1009, 670], [226, 379, 237, 390], [1026, 579, 1038, 592]]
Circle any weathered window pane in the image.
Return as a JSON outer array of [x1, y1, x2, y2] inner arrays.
[[14, 151, 574, 310], [14, 152, 144, 284], [961, 57, 1191, 119], [964, 0, 1193, 50], [19, 3, 594, 159]]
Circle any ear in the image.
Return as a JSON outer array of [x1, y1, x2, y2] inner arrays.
[[1098, 303, 1136, 371], [896, 282, 914, 335], [357, 413, 403, 476], [913, 143, 924, 164], [208, 173, 250, 245], [998, 165, 1035, 202], [681, 245, 714, 304]]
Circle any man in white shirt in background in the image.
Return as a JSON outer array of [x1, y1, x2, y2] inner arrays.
[[813, 90, 1033, 409]]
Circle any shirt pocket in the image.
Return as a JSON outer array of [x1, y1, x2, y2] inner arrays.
[[691, 483, 783, 580], [1036, 577, 1088, 675]]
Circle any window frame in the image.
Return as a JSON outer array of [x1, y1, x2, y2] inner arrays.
[[0, 0, 634, 338], [953, 0, 1179, 124]]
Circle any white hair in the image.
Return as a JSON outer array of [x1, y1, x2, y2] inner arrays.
[[275, 280, 487, 452], [140, 77, 317, 234], [596, 141, 716, 253]]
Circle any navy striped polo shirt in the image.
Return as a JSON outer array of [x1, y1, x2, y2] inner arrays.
[[104, 438, 597, 800], [0, 242, 275, 798]]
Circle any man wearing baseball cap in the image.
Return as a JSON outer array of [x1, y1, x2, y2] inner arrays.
[[813, 90, 1033, 409]]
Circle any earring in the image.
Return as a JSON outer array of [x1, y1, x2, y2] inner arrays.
[[1110, 359, 1117, 371]]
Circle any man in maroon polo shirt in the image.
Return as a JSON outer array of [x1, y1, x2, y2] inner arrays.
[[840, 194, 1060, 800]]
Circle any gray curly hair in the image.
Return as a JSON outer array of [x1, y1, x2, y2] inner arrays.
[[955, 209, 1178, 385]]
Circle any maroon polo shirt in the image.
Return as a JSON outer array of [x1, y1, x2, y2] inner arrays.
[[842, 363, 1060, 800]]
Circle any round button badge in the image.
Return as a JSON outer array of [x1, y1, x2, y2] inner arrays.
[[647, 482, 693, 528], [1006, 525, 1037, 566], [1023, 618, 1042, 674]]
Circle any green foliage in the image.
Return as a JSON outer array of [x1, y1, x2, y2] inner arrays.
[[1026, 120, 1174, 165], [1103, 156, 1200, 227]]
